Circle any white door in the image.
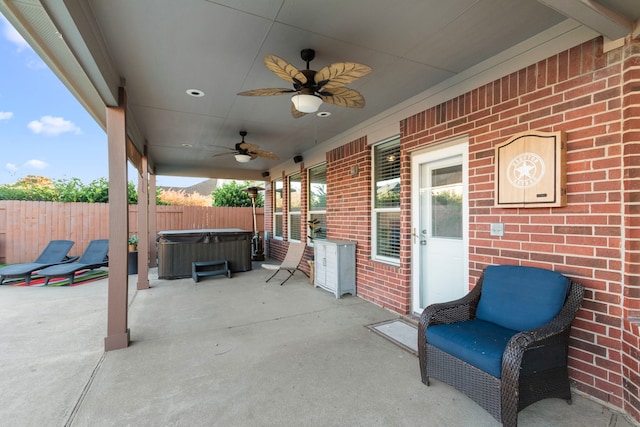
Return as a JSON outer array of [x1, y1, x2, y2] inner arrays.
[[411, 141, 468, 314]]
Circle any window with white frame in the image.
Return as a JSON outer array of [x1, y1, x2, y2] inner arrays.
[[273, 179, 283, 238], [308, 164, 327, 242], [288, 173, 302, 241], [372, 138, 400, 262]]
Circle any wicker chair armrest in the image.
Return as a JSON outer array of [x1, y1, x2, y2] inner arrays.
[[501, 281, 584, 411], [419, 283, 482, 331], [418, 279, 483, 385]]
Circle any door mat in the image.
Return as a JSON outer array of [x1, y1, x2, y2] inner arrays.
[[367, 318, 418, 356]]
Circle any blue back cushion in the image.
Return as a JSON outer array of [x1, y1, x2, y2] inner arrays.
[[475, 265, 569, 331]]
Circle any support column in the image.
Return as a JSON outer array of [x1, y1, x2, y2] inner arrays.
[[104, 87, 130, 351], [137, 152, 150, 289], [621, 39, 640, 422], [149, 173, 158, 267]]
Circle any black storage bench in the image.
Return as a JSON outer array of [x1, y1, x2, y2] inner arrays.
[[192, 260, 231, 282]]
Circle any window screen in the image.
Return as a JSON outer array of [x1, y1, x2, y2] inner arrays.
[[373, 139, 400, 261], [289, 173, 301, 241], [273, 179, 283, 238], [308, 164, 327, 241]]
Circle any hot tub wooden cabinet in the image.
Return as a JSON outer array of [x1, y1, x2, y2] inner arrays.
[[157, 229, 252, 279]]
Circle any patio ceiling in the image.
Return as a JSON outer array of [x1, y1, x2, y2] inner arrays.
[[1, 0, 638, 181]]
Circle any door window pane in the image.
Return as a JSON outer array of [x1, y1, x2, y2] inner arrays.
[[431, 165, 462, 239]]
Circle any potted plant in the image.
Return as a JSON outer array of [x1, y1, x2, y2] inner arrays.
[[128, 234, 138, 252], [307, 218, 322, 244]]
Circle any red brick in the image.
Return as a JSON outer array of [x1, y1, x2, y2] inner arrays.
[[261, 37, 640, 423]]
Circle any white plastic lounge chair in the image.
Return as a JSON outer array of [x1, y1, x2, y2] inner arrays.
[[261, 242, 308, 285]]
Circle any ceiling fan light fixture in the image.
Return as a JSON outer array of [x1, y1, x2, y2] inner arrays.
[[291, 94, 322, 113], [235, 154, 252, 163]]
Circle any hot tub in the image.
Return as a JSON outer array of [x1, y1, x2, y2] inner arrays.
[[157, 228, 252, 279]]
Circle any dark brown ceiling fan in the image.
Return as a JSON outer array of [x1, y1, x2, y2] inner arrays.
[[237, 49, 372, 118], [211, 131, 278, 163]]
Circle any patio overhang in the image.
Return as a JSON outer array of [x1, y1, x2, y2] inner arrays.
[[1, 0, 638, 354], [2, 0, 638, 182]]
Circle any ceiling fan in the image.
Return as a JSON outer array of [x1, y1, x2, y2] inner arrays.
[[212, 131, 279, 163], [237, 48, 372, 118]]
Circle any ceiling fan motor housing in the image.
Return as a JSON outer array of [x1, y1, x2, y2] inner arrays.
[[300, 48, 315, 63]]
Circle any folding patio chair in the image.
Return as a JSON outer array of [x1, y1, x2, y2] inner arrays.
[[0, 240, 75, 285], [261, 242, 308, 285]]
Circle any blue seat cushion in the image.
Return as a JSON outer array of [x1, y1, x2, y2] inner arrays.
[[475, 265, 569, 331], [426, 319, 518, 378]]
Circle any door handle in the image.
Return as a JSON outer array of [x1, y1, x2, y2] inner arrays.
[[413, 228, 427, 245]]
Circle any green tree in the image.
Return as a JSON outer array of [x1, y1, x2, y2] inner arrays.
[[53, 177, 86, 202], [0, 175, 140, 204], [211, 181, 264, 207], [0, 175, 57, 201]]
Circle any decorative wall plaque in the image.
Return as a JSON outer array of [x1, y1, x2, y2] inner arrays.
[[494, 130, 566, 208]]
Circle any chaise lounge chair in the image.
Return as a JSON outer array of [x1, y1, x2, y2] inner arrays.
[[0, 240, 75, 285], [261, 242, 309, 285], [37, 239, 109, 285]]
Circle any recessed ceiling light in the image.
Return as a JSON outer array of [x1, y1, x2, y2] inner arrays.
[[181, 143, 192, 148], [186, 89, 205, 97], [317, 111, 331, 117]]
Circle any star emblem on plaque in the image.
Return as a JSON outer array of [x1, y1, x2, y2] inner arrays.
[[495, 131, 566, 207]]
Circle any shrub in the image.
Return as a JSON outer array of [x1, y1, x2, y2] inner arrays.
[[211, 181, 264, 207], [157, 189, 211, 206]]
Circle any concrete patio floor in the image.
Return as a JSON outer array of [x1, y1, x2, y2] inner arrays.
[[1, 263, 635, 427]]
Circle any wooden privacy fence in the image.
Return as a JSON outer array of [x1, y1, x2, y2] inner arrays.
[[0, 201, 263, 264]]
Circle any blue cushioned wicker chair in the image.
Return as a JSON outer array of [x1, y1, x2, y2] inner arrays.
[[418, 265, 584, 427]]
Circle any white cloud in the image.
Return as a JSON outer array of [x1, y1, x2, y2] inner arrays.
[[1, 15, 45, 70], [1, 15, 30, 52], [27, 116, 81, 136], [5, 163, 18, 173], [24, 159, 48, 170], [0, 112, 13, 121], [26, 57, 46, 70]]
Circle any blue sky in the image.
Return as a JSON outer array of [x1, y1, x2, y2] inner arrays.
[[0, 14, 201, 188]]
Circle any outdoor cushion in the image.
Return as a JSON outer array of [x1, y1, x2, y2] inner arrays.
[[475, 265, 569, 331], [426, 319, 518, 378]]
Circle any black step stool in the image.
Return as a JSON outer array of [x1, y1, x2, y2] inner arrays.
[[192, 260, 231, 282]]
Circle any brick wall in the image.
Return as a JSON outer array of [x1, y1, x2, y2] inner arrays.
[[399, 36, 639, 419], [326, 137, 411, 311], [621, 40, 640, 421], [262, 36, 640, 421]]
